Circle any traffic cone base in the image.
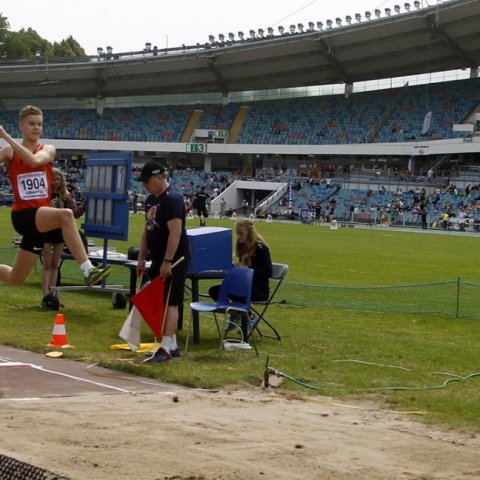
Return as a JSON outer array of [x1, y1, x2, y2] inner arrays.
[[47, 313, 74, 349]]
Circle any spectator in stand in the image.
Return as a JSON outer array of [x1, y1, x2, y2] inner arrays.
[[242, 198, 249, 216], [442, 211, 450, 230], [419, 205, 428, 230], [427, 168, 434, 182], [220, 197, 227, 218]]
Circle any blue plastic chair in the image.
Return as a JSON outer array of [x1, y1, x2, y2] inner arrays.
[[188, 267, 255, 352]]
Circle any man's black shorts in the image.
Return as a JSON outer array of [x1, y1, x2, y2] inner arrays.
[[148, 256, 190, 307]]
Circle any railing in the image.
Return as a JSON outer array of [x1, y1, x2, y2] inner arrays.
[[254, 183, 288, 216]]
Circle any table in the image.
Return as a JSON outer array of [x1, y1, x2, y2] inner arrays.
[[13, 236, 127, 293], [51, 250, 130, 295], [123, 261, 225, 344]]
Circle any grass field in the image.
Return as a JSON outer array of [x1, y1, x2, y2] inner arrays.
[[0, 206, 479, 431]]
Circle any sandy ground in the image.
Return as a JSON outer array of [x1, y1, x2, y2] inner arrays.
[[1, 382, 479, 480]]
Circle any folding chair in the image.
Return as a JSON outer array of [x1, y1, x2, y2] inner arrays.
[[186, 267, 257, 353], [249, 263, 289, 341]]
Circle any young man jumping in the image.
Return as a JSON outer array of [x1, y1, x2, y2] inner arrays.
[[0, 105, 111, 288]]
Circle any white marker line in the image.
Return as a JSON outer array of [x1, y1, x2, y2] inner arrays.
[[0, 398, 42, 402], [27, 363, 133, 393]]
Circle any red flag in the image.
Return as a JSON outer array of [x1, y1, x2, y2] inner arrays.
[[131, 276, 165, 338]]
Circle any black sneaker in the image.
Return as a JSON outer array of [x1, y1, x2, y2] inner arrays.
[[41, 293, 60, 311], [85, 265, 113, 287], [170, 347, 181, 359], [144, 347, 172, 363]]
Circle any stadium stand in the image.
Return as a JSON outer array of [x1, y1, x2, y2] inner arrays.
[[1, 78, 479, 146]]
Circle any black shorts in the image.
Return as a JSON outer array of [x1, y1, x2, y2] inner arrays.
[[197, 206, 209, 218], [11, 208, 45, 255], [148, 255, 190, 307]]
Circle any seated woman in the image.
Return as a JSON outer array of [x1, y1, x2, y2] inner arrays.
[[209, 219, 273, 333]]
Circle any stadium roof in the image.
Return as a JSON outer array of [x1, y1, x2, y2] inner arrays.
[[0, 0, 479, 99]]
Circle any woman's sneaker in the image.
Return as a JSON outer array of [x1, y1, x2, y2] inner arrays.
[[85, 265, 113, 286]]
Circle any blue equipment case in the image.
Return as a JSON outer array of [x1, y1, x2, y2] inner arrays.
[[187, 226, 232, 273]]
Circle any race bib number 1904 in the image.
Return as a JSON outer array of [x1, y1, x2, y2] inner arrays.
[[17, 171, 48, 200]]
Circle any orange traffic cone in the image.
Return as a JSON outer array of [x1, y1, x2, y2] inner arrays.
[[48, 313, 73, 349]]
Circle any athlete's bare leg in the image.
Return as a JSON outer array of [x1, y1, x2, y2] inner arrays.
[[0, 249, 37, 286], [35, 207, 88, 264]]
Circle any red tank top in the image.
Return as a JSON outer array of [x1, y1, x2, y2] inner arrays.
[[8, 144, 53, 212]]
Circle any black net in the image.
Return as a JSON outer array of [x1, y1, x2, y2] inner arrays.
[[275, 279, 480, 318], [0, 454, 70, 480]]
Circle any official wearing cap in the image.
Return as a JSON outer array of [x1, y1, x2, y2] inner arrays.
[[135, 162, 191, 362]]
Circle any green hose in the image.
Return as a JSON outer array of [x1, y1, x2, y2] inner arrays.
[[267, 367, 480, 392]]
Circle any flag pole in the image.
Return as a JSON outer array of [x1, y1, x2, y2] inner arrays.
[[160, 256, 185, 339]]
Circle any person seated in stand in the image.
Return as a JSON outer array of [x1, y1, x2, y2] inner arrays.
[[40, 167, 86, 310], [0, 105, 111, 290], [209, 219, 273, 335]]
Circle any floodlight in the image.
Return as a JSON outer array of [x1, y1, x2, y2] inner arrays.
[[316, 21, 323, 30], [385, 7, 392, 15], [355, 13, 361, 22], [278, 25, 285, 34], [375, 9, 381, 17], [238, 31, 245, 40], [414, 0, 421, 8], [394, 5, 401, 13], [228, 32, 235, 41], [289, 24, 296, 34], [208, 35, 215, 43], [297, 23, 304, 32], [404, 3, 411, 11], [307, 21, 315, 31], [326, 19, 333, 29], [335, 17, 342, 26], [365, 11, 371, 20], [345, 15, 352, 24]]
